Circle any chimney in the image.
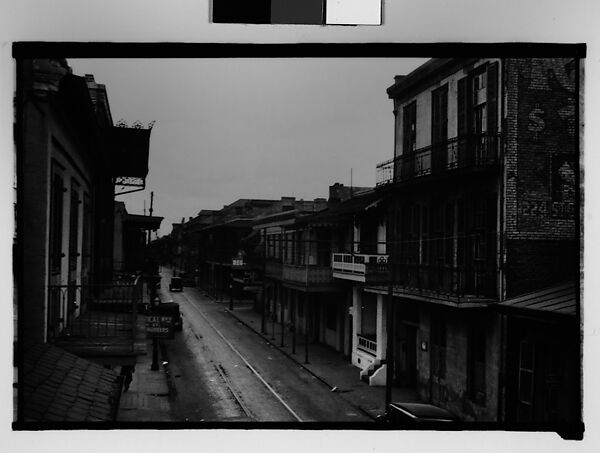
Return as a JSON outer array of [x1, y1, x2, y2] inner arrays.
[[328, 183, 344, 203]]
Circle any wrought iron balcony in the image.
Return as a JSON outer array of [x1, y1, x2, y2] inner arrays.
[[46, 276, 144, 355], [332, 253, 389, 283], [376, 134, 500, 186], [388, 261, 496, 301], [282, 264, 333, 286], [265, 260, 334, 287]]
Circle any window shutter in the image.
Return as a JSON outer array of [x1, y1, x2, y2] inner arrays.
[[457, 77, 468, 137], [487, 61, 499, 135], [457, 77, 469, 165]]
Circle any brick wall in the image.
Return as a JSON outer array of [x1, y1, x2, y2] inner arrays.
[[505, 58, 577, 238], [503, 58, 579, 295]]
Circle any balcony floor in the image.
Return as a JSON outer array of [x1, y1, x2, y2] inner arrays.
[[51, 310, 147, 359], [363, 284, 496, 307]]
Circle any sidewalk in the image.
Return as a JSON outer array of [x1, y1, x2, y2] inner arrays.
[[223, 298, 421, 420], [117, 339, 175, 422]]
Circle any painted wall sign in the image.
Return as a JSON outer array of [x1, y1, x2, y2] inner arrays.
[[516, 58, 577, 232]]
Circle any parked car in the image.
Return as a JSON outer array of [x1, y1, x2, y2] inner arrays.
[[169, 277, 183, 292], [154, 302, 183, 332], [386, 402, 458, 426]]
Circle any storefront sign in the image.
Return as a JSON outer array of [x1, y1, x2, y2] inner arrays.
[[146, 315, 174, 339]]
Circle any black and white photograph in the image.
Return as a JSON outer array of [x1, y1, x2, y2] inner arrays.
[[12, 45, 584, 435], [2, 1, 599, 453]]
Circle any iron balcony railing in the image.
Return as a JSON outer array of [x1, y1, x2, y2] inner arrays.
[[357, 334, 377, 356], [390, 261, 495, 299], [46, 276, 143, 343], [265, 260, 334, 286], [282, 264, 333, 286], [376, 134, 500, 186], [332, 253, 389, 282]]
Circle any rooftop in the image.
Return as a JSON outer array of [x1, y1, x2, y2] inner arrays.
[[21, 343, 122, 423]]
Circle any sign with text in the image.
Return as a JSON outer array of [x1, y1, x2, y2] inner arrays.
[[146, 315, 174, 339]]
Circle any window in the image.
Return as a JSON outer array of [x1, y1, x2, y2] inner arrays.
[[360, 293, 377, 337], [469, 323, 487, 405], [403, 101, 417, 154], [325, 302, 337, 331], [517, 341, 535, 421], [49, 171, 64, 276], [432, 85, 449, 170], [81, 193, 91, 274], [68, 179, 80, 274]]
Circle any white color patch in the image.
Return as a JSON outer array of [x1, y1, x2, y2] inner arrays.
[[326, 0, 381, 25]]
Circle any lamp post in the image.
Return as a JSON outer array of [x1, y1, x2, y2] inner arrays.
[[229, 273, 234, 311]]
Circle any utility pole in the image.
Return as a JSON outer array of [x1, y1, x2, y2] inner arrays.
[[148, 191, 159, 371], [385, 205, 395, 416], [261, 228, 267, 334], [304, 228, 310, 364], [229, 272, 234, 311]]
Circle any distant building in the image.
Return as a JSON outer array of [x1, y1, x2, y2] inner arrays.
[[114, 201, 163, 274]]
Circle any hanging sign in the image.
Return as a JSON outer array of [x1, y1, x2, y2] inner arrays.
[[146, 315, 174, 339]]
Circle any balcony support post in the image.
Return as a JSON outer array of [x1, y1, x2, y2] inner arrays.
[[261, 228, 267, 334], [280, 287, 285, 348], [304, 292, 310, 364], [271, 284, 276, 341], [292, 292, 296, 354], [385, 279, 394, 416]]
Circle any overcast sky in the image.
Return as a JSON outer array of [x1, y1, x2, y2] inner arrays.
[[69, 58, 427, 235]]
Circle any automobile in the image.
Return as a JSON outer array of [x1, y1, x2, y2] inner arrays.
[[168, 277, 183, 292], [386, 402, 458, 426], [154, 302, 183, 332]]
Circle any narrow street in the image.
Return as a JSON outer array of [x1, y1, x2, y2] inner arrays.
[[158, 268, 372, 423]]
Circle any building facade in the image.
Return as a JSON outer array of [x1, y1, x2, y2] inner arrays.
[[16, 59, 159, 422], [373, 58, 580, 423]]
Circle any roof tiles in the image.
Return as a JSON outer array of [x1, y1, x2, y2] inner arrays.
[[21, 343, 122, 423]]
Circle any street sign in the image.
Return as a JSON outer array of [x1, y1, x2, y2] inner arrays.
[[146, 315, 174, 339]]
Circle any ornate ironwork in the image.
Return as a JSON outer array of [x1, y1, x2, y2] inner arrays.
[[115, 119, 156, 130], [114, 176, 145, 196]]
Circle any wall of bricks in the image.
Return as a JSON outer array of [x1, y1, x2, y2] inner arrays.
[[503, 58, 579, 295]]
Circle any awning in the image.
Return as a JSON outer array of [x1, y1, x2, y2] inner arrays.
[[497, 281, 578, 317], [22, 343, 122, 422], [123, 213, 163, 231]]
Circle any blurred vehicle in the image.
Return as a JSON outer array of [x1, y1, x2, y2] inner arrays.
[[154, 302, 183, 332], [169, 277, 183, 292], [387, 402, 458, 426]]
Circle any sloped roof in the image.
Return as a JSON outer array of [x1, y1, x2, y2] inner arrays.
[[295, 190, 388, 227], [497, 281, 578, 317], [123, 213, 163, 231], [22, 343, 122, 422]]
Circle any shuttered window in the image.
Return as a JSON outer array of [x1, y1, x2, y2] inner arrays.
[[403, 101, 417, 154], [50, 171, 64, 276]]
